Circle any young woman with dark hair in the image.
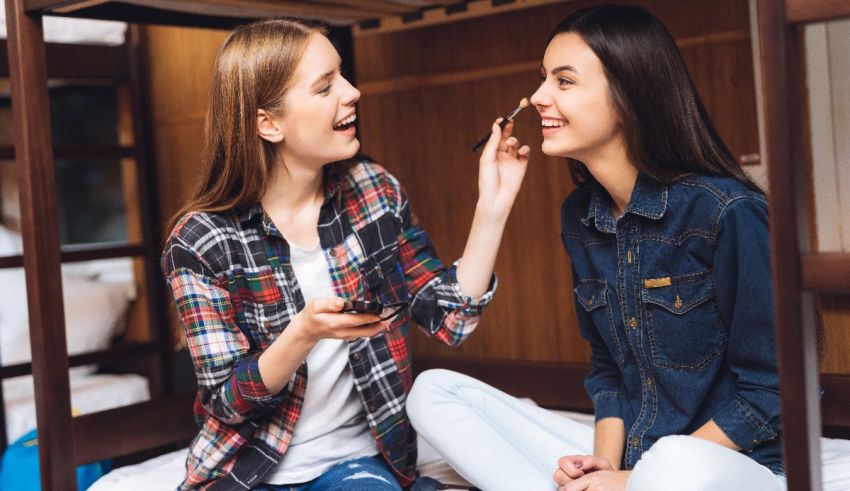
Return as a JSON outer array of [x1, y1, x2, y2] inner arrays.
[[408, 5, 784, 490], [161, 19, 529, 490]]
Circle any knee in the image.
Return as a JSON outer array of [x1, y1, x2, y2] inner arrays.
[[629, 436, 722, 491], [407, 369, 460, 427]]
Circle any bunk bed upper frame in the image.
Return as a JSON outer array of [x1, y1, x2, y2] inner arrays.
[[5, 0, 850, 490]]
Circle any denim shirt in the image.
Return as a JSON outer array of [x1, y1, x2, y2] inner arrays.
[[561, 173, 783, 474]]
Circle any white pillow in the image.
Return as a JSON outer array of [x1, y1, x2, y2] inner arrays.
[[0, 268, 132, 366], [0, 224, 22, 255]]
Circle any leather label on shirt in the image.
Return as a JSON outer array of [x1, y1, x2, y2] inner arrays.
[[644, 276, 672, 288]]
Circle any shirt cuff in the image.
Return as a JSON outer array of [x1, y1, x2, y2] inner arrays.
[[712, 396, 778, 451], [439, 259, 498, 315], [227, 353, 289, 417], [592, 390, 623, 422]]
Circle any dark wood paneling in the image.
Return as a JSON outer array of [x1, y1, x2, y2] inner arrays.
[[4, 1, 76, 488], [0, 342, 157, 378]]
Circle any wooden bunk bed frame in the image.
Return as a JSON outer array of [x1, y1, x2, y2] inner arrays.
[[0, 23, 175, 453], [4, 0, 849, 490]]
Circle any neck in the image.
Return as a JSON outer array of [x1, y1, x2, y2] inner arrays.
[[261, 152, 325, 216], [580, 138, 639, 218]]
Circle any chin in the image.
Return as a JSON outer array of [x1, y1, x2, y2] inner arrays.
[[541, 139, 569, 158]]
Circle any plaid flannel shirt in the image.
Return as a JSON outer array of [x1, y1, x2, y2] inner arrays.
[[162, 159, 496, 490]]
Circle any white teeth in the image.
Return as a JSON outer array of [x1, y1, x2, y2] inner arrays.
[[334, 114, 357, 128], [542, 119, 565, 127]]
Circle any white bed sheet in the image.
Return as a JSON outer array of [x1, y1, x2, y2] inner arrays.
[[89, 403, 850, 491], [3, 371, 149, 444]]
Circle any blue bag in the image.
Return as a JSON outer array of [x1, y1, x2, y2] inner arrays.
[[0, 429, 112, 490]]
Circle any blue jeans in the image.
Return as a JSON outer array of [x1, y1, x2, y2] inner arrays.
[[255, 456, 402, 491]]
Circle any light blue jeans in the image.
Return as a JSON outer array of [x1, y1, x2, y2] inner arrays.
[[407, 369, 786, 491]]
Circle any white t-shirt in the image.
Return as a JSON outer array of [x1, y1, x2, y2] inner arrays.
[[263, 240, 378, 485]]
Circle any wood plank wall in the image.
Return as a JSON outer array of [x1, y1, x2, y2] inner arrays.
[[141, 0, 849, 373], [352, 0, 762, 364]]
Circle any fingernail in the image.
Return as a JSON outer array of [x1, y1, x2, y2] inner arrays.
[[574, 461, 583, 469]]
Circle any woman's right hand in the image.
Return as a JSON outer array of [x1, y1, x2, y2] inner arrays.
[[553, 455, 613, 485], [294, 297, 390, 343]]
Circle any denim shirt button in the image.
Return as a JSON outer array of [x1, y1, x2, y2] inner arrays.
[[646, 378, 653, 388], [630, 437, 640, 448], [629, 317, 638, 329]]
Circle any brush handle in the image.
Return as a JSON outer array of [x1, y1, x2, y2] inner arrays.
[[471, 117, 510, 152]]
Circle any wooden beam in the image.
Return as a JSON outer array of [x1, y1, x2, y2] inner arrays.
[[0, 41, 127, 80], [0, 242, 146, 269], [72, 393, 196, 465], [756, 0, 822, 490], [801, 253, 850, 292], [786, 0, 850, 24], [0, 342, 157, 379], [4, 1, 76, 489]]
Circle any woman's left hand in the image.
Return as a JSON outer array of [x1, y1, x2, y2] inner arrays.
[[477, 118, 530, 217], [558, 470, 631, 491]]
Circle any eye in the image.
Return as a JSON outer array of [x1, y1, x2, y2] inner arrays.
[[318, 83, 332, 96], [558, 77, 575, 87]]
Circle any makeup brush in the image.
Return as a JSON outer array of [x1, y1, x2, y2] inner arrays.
[[472, 97, 530, 152]]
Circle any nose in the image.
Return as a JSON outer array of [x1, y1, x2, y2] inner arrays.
[[341, 76, 360, 106], [530, 83, 549, 111]]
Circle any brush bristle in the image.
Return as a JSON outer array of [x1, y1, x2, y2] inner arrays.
[[519, 97, 529, 108]]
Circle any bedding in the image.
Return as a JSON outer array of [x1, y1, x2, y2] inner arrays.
[[88, 404, 850, 491], [3, 371, 150, 444]]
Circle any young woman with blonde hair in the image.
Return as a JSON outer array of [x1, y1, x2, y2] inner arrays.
[[161, 19, 529, 490]]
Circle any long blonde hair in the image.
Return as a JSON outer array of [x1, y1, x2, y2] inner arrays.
[[173, 19, 327, 224]]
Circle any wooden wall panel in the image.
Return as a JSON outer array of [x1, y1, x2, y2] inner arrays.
[[354, 0, 761, 364], [143, 25, 229, 234]]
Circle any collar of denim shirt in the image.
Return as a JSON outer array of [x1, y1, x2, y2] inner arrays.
[[581, 172, 668, 234]]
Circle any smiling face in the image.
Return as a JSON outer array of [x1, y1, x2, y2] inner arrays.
[[529, 32, 624, 162], [275, 33, 361, 167]]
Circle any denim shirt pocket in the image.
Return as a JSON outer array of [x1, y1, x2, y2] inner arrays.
[[575, 279, 625, 366], [642, 270, 726, 371]]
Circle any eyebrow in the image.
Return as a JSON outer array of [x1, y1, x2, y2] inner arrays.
[[540, 64, 579, 75], [311, 70, 335, 89]]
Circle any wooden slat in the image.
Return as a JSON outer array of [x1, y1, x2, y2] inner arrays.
[[0, 242, 145, 268], [4, 1, 77, 489], [0, 342, 157, 379], [0, 41, 127, 80], [786, 0, 850, 24], [0, 145, 136, 160], [802, 253, 850, 291], [756, 1, 822, 490], [72, 392, 196, 465], [821, 374, 850, 434], [25, 0, 427, 25]]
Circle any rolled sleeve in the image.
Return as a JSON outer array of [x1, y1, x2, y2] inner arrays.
[[163, 241, 289, 425], [713, 396, 778, 451], [592, 390, 625, 422]]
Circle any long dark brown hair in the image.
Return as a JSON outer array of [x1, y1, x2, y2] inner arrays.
[[552, 5, 761, 192], [172, 19, 327, 226]]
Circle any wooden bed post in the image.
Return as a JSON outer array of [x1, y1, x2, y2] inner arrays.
[[3, 0, 77, 489], [755, 0, 822, 490]]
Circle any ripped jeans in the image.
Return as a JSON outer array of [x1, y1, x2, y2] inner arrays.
[[255, 456, 402, 491]]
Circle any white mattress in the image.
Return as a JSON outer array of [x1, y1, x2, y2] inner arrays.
[[89, 404, 850, 491], [89, 408, 594, 491], [4, 371, 149, 444]]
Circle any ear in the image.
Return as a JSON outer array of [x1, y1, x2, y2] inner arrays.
[[257, 109, 285, 143]]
